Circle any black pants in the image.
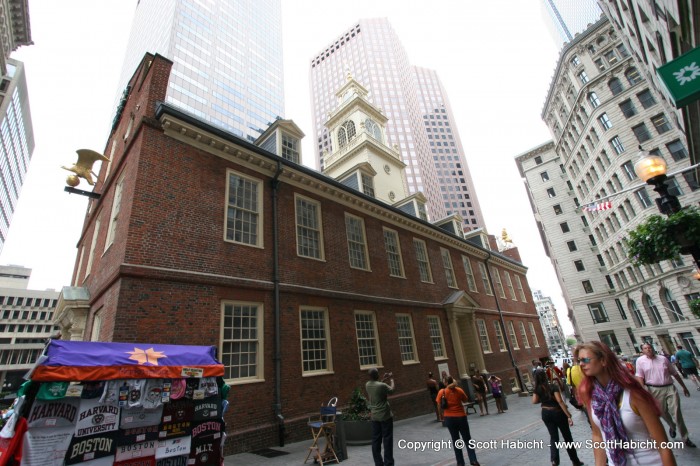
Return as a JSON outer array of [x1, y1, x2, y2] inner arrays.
[[371, 418, 394, 466], [443, 416, 478, 466], [541, 408, 581, 465]]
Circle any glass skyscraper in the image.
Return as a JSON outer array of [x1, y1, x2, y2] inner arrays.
[[0, 59, 34, 252], [309, 18, 485, 230], [115, 0, 284, 142], [541, 0, 602, 48]]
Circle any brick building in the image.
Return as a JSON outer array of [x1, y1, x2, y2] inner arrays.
[[55, 53, 547, 453]]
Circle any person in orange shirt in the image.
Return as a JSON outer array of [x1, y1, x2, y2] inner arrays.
[[436, 377, 480, 466]]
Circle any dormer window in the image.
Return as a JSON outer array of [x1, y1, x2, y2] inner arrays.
[[338, 120, 356, 147], [281, 133, 300, 164], [361, 173, 375, 198], [365, 118, 382, 142]]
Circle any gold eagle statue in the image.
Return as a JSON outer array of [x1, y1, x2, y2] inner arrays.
[[501, 228, 513, 244], [62, 149, 109, 187]]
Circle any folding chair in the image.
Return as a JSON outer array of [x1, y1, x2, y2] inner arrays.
[[304, 399, 339, 465]]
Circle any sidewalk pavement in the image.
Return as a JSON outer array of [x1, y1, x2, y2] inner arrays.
[[225, 382, 700, 465]]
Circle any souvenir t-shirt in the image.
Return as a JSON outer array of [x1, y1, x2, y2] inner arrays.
[[159, 399, 192, 440], [120, 405, 164, 429], [155, 454, 188, 466], [127, 380, 146, 408], [114, 458, 156, 466], [64, 431, 118, 465], [26, 398, 80, 428], [75, 398, 120, 437], [37, 381, 69, 400], [184, 379, 199, 400], [115, 439, 157, 463], [156, 436, 191, 459], [189, 420, 224, 466], [199, 377, 218, 398], [169, 380, 186, 400], [192, 397, 220, 422], [22, 424, 73, 466], [0, 416, 26, 465], [99, 380, 120, 406], [117, 425, 161, 445], [142, 380, 165, 410], [81, 381, 106, 399]]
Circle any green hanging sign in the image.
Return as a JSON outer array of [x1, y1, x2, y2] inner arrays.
[[657, 45, 700, 108]]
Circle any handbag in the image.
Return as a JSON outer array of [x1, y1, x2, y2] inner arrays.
[[440, 392, 448, 410]]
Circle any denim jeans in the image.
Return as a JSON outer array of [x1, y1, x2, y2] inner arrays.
[[443, 415, 477, 465], [371, 418, 394, 466]]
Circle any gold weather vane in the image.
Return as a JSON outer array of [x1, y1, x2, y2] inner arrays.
[[501, 228, 513, 244], [62, 149, 109, 187]]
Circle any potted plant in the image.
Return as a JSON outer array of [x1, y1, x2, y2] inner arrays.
[[340, 387, 372, 445], [626, 207, 700, 265], [690, 299, 700, 319]]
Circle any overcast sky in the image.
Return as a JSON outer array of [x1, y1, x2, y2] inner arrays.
[[2, 1, 574, 333]]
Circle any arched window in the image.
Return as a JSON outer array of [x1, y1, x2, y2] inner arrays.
[[338, 127, 347, 147], [608, 78, 624, 96], [629, 300, 646, 328], [643, 294, 663, 325], [662, 288, 683, 322], [365, 118, 382, 142], [625, 67, 642, 86], [338, 120, 356, 147], [588, 92, 601, 108]]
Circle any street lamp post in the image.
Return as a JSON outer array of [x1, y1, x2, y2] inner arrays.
[[634, 149, 700, 271]]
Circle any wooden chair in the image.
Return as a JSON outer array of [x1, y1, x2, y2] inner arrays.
[[304, 399, 339, 465]]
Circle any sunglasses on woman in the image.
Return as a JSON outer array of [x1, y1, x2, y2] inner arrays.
[[578, 357, 596, 364]]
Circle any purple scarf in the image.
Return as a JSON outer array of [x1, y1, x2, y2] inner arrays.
[[591, 379, 629, 466]]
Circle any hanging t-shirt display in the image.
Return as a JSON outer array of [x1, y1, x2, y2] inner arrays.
[[26, 398, 80, 429], [155, 436, 191, 459], [192, 397, 220, 422], [155, 455, 188, 466], [114, 458, 156, 466], [21, 424, 74, 466], [114, 439, 157, 463], [75, 398, 120, 437], [64, 431, 118, 465], [117, 425, 161, 445], [120, 404, 164, 430], [189, 420, 224, 466]]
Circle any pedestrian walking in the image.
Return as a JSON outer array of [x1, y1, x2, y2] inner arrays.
[[532, 369, 584, 466], [366, 368, 395, 466], [488, 375, 505, 414], [674, 345, 700, 391], [436, 376, 480, 466], [635, 343, 696, 448], [426, 372, 441, 422], [578, 340, 676, 465]]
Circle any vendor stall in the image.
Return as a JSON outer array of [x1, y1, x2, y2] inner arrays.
[[0, 340, 229, 466]]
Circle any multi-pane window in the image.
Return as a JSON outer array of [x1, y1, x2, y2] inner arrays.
[[621, 161, 636, 180], [588, 302, 609, 323], [518, 322, 530, 348], [345, 214, 370, 270], [338, 120, 356, 147], [476, 319, 492, 353], [462, 256, 478, 292], [493, 321, 506, 351], [281, 133, 300, 163], [85, 218, 101, 278], [588, 92, 601, 108], [598, 113, 612, 130], [365, 118, 382, 141], [396, 314, 418, 363], [635, 189, 653, 208], [604, 50, 618, 65], [226, 171, 262, 246], [609, 77, 624, 95], [221, 302, 262, 381], [665, 178, 682, 197], [105, 176, 124, 250], [637, 89, 657, 108], [578, 71, 589, 84], [492, 269, 506, 298], [295, 195, 323, 260], [652, 114, 672, 134], [383, 228, 405, 278], [626, 68, 642, 85], [619, 99, 637, 118], [528, 322, 540, 347], [567, 240, 577, 252], [582, 280, 594, 293], [570, 55, 581, 66], [300, 308, 331, 374], [477, 262, 493, 295], [560, 222, 570, 233], [507, 321, 519, 349], [632, 123, 651, 143], [666, 140, 688, 161], [427, 316, 446, 359], [610, 136, 625, 154], [503, 272, 517, 300], [361, 173, 375, 198], [414, 239, 433, 283], [514, 275, 527, 302], [440, 248, 457, 288], [354, 311, 381, 368]]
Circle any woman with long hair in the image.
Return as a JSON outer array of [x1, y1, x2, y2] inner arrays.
[[577, 341, 676, 465], [532, 369, 584, 466], [436, 377, 480, 466], [471, 371, 489, 416]]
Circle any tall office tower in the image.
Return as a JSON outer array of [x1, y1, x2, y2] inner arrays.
[[310, 18, 486, 229], [541, 0, 602, 48], [114, 0, 284, 142], [0, 58, 34, 252], [533, 290, 567, 356], [413, 67, 486, 229], [516, 17, 700, 354]]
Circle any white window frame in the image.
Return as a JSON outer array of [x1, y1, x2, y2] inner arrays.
[[493, 321, 506, 351], [528, 322, 540, 347], [281, 132, 300, 164], [220, 301, 264, 384], [295, 194, 325, 260], [396, 314, 419, 364], [492, 269, 506, 298], [440, 248, 457, 288], [476, 319, 492, 353], [477, 262, 493, 295], [90, 308, 102, 342], [299, 307, 333, 375], [383, 228, 405, 278], [427, 316, 446, 360], [85, 217, 101, 278], [225, 170, 264, 248], [503, 271, 517, 300], [518, 322, 530, 348], [413, 239, 433, 283], [354, 311, 382, 368], [104, 175, 124, 251], [514, 275, 527, 302], [507, 321, 520, 349], [345, 213, 370, 270], [462, 256, 478, 292]]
